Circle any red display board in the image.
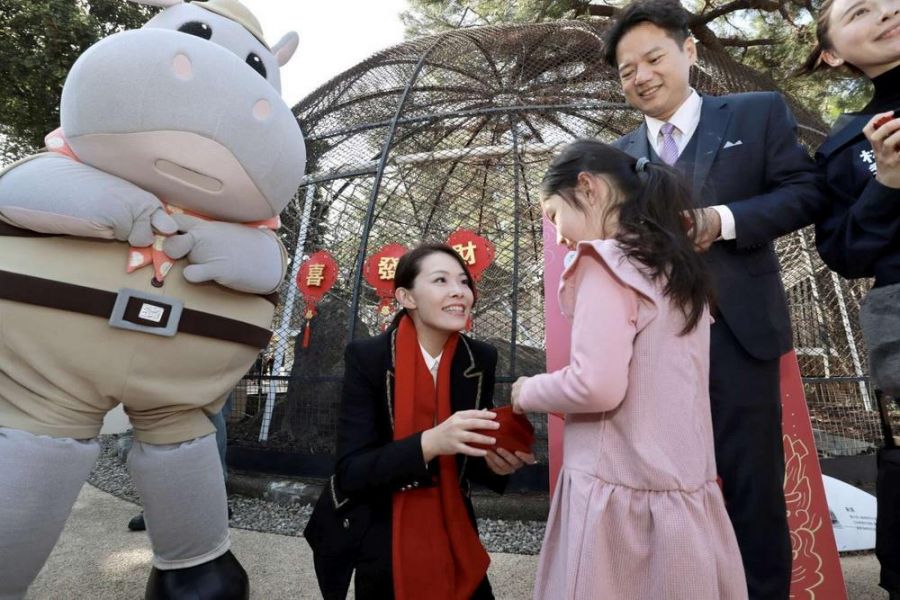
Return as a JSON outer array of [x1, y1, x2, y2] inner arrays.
[[780, 350, 847, 598], [541, 218, 846, 598]]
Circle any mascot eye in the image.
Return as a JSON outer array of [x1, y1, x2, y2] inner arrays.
[[246, 53, 267, 79], [177, 21, 213, 40]]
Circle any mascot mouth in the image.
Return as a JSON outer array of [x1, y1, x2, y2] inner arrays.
[[155, 159, 223, 192]]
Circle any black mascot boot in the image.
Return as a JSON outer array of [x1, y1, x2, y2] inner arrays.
[[144, 550, 249, 600]]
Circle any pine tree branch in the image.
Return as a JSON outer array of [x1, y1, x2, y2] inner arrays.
[[692, 0, 783, 25]]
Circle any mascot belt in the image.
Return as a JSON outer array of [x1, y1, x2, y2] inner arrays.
[[0, 129, 279, 350]]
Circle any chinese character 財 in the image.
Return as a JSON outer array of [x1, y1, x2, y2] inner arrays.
[[453, 241, 477, 265]]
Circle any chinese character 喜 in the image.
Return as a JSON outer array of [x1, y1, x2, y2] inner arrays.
[[306, 264, 325, 287]]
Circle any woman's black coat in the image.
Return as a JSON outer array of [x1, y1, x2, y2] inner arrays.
[[815, 113, 900, 287], [304, 329, 506, 599]]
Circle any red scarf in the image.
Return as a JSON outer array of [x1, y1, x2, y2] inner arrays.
[[391, 315, 489, 600]]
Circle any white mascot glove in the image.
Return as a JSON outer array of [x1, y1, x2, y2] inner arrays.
[[163, 213, 287, 294], [0, 154, 177, 247]]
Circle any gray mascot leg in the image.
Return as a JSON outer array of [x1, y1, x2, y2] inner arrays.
[[127, 433, 248, 600], [0, 428, 100, 600]]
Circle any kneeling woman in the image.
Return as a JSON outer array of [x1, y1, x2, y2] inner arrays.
[[306, 243, 534, 600]]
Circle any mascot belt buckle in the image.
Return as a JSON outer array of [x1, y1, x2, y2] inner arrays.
[[108, 288, 184, 337]]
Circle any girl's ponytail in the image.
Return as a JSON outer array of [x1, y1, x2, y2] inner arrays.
[[621, 158, 712, 333], [542, 139, 713, 334]]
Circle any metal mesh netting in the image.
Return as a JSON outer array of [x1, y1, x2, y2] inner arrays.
[[228, 20, 895, 471]]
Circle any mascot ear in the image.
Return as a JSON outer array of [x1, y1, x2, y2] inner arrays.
[[272, 32, 299, 67], [127, 0, 183, 7]]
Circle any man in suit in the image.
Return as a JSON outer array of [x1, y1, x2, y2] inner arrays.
[[604, 1, 826, 598]]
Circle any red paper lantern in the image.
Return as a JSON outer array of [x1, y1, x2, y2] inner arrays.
[[296, 250, 338, 348], [446, 230, 495, 331], [446, 229, 495, 281], [364, 243, 408, 330]]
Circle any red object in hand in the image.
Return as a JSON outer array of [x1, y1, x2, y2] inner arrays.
[[873, 113, 895, 130], [470, 406, 535, 454]]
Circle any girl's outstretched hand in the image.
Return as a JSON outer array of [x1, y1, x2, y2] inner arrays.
[[485, 448, 538, 475], [421, 409, 498, 462], [511, 376, 530, 414], [864, 111, 900, 189]]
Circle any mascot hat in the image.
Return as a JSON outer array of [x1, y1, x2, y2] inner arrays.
[[192, 0, 269, 48]]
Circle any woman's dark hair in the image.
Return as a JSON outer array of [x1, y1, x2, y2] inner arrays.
[[603, 0, 692, 68], [797, 0, 864, 76], [541, 139, 712, 334], [388, 242, 477, 330]]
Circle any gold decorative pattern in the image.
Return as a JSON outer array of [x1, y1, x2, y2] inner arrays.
[[783, 433, 826, 598]]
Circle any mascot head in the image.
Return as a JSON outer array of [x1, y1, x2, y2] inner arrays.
[[58, 0, 306, 222]]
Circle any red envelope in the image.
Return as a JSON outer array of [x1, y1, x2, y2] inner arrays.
[[471, 405, 535, 454]]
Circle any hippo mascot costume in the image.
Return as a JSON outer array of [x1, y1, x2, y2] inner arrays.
[[0, 0, 305, 597]]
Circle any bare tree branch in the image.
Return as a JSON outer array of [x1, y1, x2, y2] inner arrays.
[[719, 36, 778, 46], [692, 0, 783, 25], [583, 4, 618, 17]]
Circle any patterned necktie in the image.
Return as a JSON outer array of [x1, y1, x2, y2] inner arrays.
[[659, 122, 680, 166]]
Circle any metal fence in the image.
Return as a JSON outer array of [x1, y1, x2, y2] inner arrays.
[[227, 20, 896, 476]]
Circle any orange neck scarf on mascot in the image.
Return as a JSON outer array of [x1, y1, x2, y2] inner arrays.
[[44, 128, 280, 283], [391, 314, 489, 600]]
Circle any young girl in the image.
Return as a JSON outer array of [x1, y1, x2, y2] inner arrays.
[[305, 243, 534, 600], [511, 140, 746, 599], [800, 2, 900, 595]]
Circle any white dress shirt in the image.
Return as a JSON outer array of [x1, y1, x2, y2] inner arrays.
[[643, 89, 736, 241], [420, 344, 442, 384]]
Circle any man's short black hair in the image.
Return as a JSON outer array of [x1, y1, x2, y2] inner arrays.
[[603, 0, 692, 68]]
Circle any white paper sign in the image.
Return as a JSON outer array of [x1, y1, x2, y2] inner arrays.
[[823, 474, 877, 552]]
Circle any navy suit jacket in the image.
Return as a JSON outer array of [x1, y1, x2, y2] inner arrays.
[[614, 92, 826, 361]]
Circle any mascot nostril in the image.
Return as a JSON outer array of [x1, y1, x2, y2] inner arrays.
[[252, 99, 271, 120], [0, 1, 305, 598], [172, 53, 193, 79]]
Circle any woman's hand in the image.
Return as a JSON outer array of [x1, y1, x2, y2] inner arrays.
[[421, 409, 498, 462], [511, 376, 530, 414], [485, 448, 537, 476], [864, 111, 900, 189]]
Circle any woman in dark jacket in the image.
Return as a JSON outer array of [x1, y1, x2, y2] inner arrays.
[[801, 1, 900, 596], [305, 243, 535, 600], [802, 0, 900, 296]]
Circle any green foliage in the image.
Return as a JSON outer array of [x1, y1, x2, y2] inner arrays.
[[702, 6, 872, 123], [402, 0, 874, 127], [0, 0, 157, 162]]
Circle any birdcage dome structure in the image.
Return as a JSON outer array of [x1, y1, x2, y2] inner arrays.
[[228, 20, 881, 478]]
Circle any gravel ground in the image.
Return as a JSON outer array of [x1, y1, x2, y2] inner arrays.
[[87, 434, 545, 555]]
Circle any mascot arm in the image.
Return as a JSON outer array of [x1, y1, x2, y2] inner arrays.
[[164, 214, 287, 294], [0, 154, 176, 247]]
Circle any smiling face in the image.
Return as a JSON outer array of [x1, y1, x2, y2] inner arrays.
[[615, 22, 696, 121], [395, 252, 474, 338], [822, 0, 900, 77], [541, 173, 618, 249]]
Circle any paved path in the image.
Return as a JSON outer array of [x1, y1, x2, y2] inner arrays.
[[26, 485, 886, 599]]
